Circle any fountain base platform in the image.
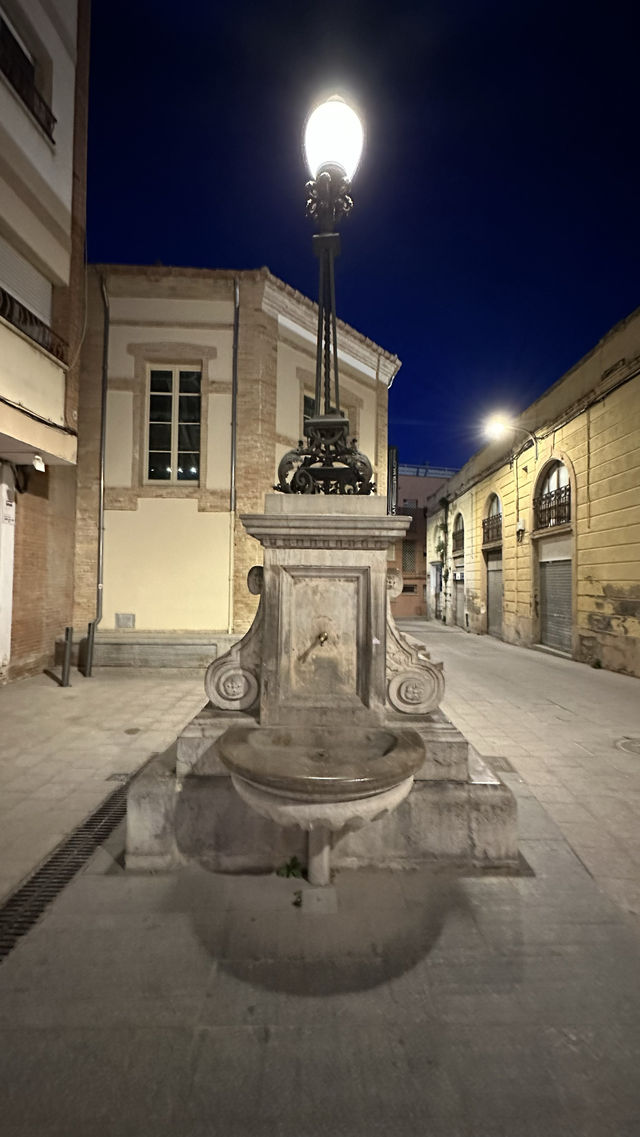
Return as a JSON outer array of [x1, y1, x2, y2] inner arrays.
[[126, 709, 517, 876]]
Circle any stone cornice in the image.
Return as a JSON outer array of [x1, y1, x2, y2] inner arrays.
[[261, 274, 401, 385], [241, 512, 410, 549]]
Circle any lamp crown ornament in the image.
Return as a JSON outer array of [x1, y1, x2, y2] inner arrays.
[[276, 95, 374, 496]]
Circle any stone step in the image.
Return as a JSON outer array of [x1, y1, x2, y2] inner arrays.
[[55, 630, 240, 669]]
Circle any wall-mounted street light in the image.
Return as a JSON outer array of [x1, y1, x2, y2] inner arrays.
[[276, 95, 374, 495], [484, 414, 539, 460]]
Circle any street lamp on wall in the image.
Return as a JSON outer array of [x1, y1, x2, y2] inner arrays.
[[484, 414, 539, 460], [276, 96, 374, 496]]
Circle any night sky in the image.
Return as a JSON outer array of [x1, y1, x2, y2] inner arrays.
[[87, 0, 639, 470]]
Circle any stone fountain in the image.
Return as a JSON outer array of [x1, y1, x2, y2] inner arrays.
[[126, 491, 517, 883], [125, 95, 517, 883]]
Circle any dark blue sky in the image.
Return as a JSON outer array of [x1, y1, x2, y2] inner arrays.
[[87, 0, 639, 469]]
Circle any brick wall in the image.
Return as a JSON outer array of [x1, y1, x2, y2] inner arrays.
[[232, 277, 279, 631], [72, 270, 105, 629], [10, 466, 76, 678], [8, 0, 90, 680]]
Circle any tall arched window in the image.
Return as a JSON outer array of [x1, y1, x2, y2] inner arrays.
[[452, 512, 464, 553], [534, 461, 570, 528], [482, 494, 502, 544]]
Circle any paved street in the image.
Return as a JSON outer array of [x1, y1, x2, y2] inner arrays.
[[405, 621, 640, 923], [0, 669, 206, 905], [1, 626, 640, 1135]]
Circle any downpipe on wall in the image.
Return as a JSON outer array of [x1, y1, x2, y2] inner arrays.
[[227, 277, 240, 635], [85, 274, 109, 676]]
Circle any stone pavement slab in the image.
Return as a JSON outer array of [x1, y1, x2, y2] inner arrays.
[[0, 668, 205, 903], [1, 623, 640, 1134], [1, 827, 640, 1136], [400, 620, 640, 925]]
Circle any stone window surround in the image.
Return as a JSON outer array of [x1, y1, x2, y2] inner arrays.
[[126, 341, 219, 494], [144, 362, 203, 487], [295, 365, 363, 443]]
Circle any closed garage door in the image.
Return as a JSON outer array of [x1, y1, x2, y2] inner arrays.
[[486, 551, 503, 638], [540, 560, 572, 653], [455, 578, 465, 628]]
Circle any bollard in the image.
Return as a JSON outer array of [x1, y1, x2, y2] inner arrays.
[[61, 626, 73, 687], [85, 619, 96, 678]]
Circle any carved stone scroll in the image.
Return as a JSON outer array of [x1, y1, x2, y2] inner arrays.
[[385, 607, 445, 715], [204, 594, 264, 714]]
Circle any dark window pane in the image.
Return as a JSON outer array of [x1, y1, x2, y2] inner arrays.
[[150, 370, 173, 393], [177, 453, 199, 481], [179, 370, 201, 394], [179, 395, 201, 423], [149, 394, 172, 422], [303, 395, 315, 420], [149, 423, 171, 450], [148, 452, 172, 480], [178, 424, 200, 450]]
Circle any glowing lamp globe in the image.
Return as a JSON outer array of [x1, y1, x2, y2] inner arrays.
[[485, 415, 510, 440], [304, 96, 364, 181]]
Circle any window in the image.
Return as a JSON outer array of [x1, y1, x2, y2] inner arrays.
[[452, 512, 464, 553], [534, 462, 570, 528], [304, 394, 336, 423], [403, 498, 418, 509], [402, 540, 416, 573], [402, 584, 417, 594], [482, 494, 502, 544], [0, 14, 55, 139], [147, 366, 201, 482]]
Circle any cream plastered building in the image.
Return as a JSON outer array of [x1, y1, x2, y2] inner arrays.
[[425, 304, 640, 678], [74, 265, 399, 657], [0, 0, 89, 679]]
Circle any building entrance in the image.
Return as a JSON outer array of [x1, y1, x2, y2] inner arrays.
[[486, 550, 503, 638]]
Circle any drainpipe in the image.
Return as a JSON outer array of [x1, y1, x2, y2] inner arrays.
[[85, 274, 109, 676], [227, 277, 240, 635]]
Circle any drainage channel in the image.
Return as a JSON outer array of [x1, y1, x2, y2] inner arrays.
[[0, 779, 131, 964]]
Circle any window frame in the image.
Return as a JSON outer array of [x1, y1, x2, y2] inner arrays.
[[0, 11, 56, 140], [144, 363, 203, 486], [533, 461, 571, 529]]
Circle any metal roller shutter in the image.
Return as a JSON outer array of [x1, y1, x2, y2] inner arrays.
[[540, 560, 572, 652], [455, 580, 464, 628], [0, 233, 52, 324], [486, 551, 503, 638]]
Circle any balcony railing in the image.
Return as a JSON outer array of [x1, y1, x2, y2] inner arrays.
[[0, 286, 67, 363], [482, 513, 502, 544], [452, 529, 464, 553], [534, 485, 571, 529], [0, 21, 56, 140]]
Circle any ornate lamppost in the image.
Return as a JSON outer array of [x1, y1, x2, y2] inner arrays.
[[276, 95, 374, 495]]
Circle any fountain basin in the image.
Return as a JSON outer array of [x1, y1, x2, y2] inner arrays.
[[217, 725, 425, 803]]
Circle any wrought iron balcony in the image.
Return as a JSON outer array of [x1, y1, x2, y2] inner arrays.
[[0, 20, 56, 140], [452, 529, 464, 553], [0, 286, 67, 363], [534, 485, 571, 529], [482, 513, 502, 544]]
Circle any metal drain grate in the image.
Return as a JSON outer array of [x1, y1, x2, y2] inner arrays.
[[0, 780, 131, 963]]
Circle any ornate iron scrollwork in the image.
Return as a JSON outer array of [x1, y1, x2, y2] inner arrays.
[[275, 414, 374, 495], [275, 162, 375, 497], [305, 169, 353, 231]]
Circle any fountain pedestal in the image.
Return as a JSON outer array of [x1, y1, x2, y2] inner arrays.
[[126, 495, 518, 878]]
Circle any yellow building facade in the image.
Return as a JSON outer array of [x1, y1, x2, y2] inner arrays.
[[74, 265, 399, 662], [426, 305, 640, 678]]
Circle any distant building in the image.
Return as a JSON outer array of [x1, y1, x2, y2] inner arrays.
[[0, 1, 90, 680], [425, 305, 640, 677], [73, 264, 399, 663], [389, 462, 457, 619]]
